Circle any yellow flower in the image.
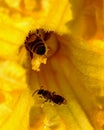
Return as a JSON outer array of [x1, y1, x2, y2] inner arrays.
[[0, 0, 104, 130]]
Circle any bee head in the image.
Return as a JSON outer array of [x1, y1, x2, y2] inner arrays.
[[37, 89, 44, 95]]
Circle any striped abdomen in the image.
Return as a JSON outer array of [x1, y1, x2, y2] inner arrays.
[[25, 36, 46, 55]]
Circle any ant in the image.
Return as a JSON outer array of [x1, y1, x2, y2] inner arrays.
[[32, 86, 66, 105]]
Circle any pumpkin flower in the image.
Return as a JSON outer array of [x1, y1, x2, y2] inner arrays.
[[0, 0, 104, 130]]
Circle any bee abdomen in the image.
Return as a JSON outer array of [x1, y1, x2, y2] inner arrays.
[[27, 37, 46, 55], [34, 43, 46, 55]]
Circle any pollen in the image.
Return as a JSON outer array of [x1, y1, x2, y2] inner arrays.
[[31, 55, 47, 71]]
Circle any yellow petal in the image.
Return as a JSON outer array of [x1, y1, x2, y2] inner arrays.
[[0, 0, 104, 130], [0, 91, 33, 130]]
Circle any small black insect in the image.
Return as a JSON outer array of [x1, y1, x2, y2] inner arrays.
[[32, 86, 66, 105], [24, 29, 51, 58], [51, 92, 66, 105]]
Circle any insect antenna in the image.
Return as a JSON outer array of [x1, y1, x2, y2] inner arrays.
[[32, 89, 39, 97], [32, 86, 43, 97]]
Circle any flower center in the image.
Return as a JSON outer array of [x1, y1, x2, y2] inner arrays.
[[23, 29, 59, 71]]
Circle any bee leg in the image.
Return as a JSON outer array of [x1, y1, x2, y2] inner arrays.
[[30, 52, 33, 59]]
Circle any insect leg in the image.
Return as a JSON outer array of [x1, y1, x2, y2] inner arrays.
[[30, 52, 33, 59], [43, 98, 48, 103]]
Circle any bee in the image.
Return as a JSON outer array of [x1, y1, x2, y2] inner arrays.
[[32, 86, 66, 105], [24, 29, 51, 58]]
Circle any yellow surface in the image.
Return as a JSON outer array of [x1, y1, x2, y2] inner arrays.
[[0, 0, 104, 130]]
